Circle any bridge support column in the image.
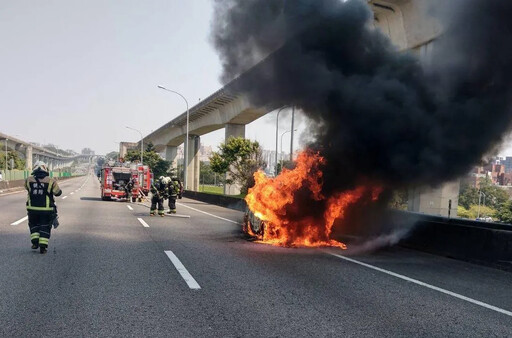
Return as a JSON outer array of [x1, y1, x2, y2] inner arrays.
[[185, 135, 200, 191], [224, 124, 245, 195], [25, 146, 33, 170], [165, 145, 178, 170]]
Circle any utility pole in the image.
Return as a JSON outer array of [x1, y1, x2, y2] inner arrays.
[[158, 86, 190, 190], [4, 138, 8, 182], [290, 106, 295, 161], [274, 107, 287, 176]]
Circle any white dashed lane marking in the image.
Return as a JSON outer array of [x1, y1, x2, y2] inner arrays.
[[127, 205, 133, 211], [137, 218, 150, 228], [165, 250, 201, 290]]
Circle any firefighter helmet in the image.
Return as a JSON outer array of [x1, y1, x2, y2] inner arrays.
[[33, 161, 49, 173]]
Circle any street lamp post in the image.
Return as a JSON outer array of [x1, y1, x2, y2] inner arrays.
[[125, 127, 143, 165], [274, 107, 287, 176], [4, 138, 7, 182], [477, 191, 487, 219], [280, 129, 297, 162], [290, 106, 295, 161], [158, 85, 189, 190]]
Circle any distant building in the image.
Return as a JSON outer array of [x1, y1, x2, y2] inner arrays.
[[502, 157, 512, 173], [81, 148, 95, 155], [199, 145, 213, 162]]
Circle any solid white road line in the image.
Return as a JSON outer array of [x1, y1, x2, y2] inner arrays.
[[62, 196, 68, 199], [327, 252, 512, 318], [164, 250, 201, 290], [127, 205, 133, 211], [137, 218, 150, 228], [177, 203, 240, 224], [10, 216, 28, 226]]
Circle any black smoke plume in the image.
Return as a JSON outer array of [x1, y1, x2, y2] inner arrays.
[[211, 0, 512, 243], [212, 0, 512, 188]]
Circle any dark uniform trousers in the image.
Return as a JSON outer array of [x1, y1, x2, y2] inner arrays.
[[28, 210, 53, 247], [150, 195, 164, 215], [168, 196, 177, 213]]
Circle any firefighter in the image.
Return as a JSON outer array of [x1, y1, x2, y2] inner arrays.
[[25, 161, 62, 254], [150, 176, 167, 216], [125, 177, 135, 202], [167, 176, 183, 214]]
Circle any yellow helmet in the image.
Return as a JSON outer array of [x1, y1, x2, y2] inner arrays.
[[33, 161, 49, 173]]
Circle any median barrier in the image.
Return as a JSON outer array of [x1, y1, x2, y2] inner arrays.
[[183, 190, 246, 211], [398, 213, 512, 271]]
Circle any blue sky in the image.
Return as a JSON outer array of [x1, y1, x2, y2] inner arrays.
[[0, 0, 304, 155]]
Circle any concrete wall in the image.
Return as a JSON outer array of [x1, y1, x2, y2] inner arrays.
[[408, 181, 460, 217]]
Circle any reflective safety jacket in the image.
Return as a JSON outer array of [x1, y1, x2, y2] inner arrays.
[[150, 180, 167, 197], [168, 179, 181, 197], [25, 175, 62, 212]]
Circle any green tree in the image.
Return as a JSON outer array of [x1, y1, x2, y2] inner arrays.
[[105, 151, 119, 161], [478, 177, 509, 210], [145, 142, 155, 152], [200, 161, 215, 185], [457, 204, 497, 220], [0, 151, 26, 170], [459, 178, 509, 210], [459, 183, 479, 209], [496, 200, 512, 223], [210, 137, 266, 194]]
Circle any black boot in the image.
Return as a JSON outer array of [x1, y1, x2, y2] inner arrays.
[[40, 246, 47, 254]]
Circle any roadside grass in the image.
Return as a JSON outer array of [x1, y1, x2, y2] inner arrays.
[[198, 185, 246, 199]]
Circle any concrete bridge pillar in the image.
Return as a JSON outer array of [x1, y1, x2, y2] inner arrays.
[[185, 135, 200, 191], [25, 146, 33, 170], [165, 145, 178, 169], [225, 123, 245, 140], [224, 123, 246, 195]]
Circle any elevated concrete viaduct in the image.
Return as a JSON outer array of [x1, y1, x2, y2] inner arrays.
[[0, 132, 89, 173], [141, 86, 268, 193]]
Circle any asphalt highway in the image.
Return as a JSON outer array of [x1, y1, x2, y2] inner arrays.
[[0, 173, 511, 337]]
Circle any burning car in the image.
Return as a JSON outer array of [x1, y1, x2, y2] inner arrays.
[[243, 209, 265, 238]]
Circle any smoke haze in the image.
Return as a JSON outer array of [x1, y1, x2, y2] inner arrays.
[[212, 0, 512, 192]]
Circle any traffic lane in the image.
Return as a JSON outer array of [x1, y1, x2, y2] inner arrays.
[[0, 177, 241, 337], [172, 199, 512, 315], [135, 204, 512, 337], [0, 176, 89, 227], [325, 246, 512, 312]]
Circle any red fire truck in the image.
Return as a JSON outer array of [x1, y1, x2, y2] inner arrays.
[[100, 164, 153, 202], [135, 165, 152, 198]]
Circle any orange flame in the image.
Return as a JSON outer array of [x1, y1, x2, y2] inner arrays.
[[245, 150, 382, 248]]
